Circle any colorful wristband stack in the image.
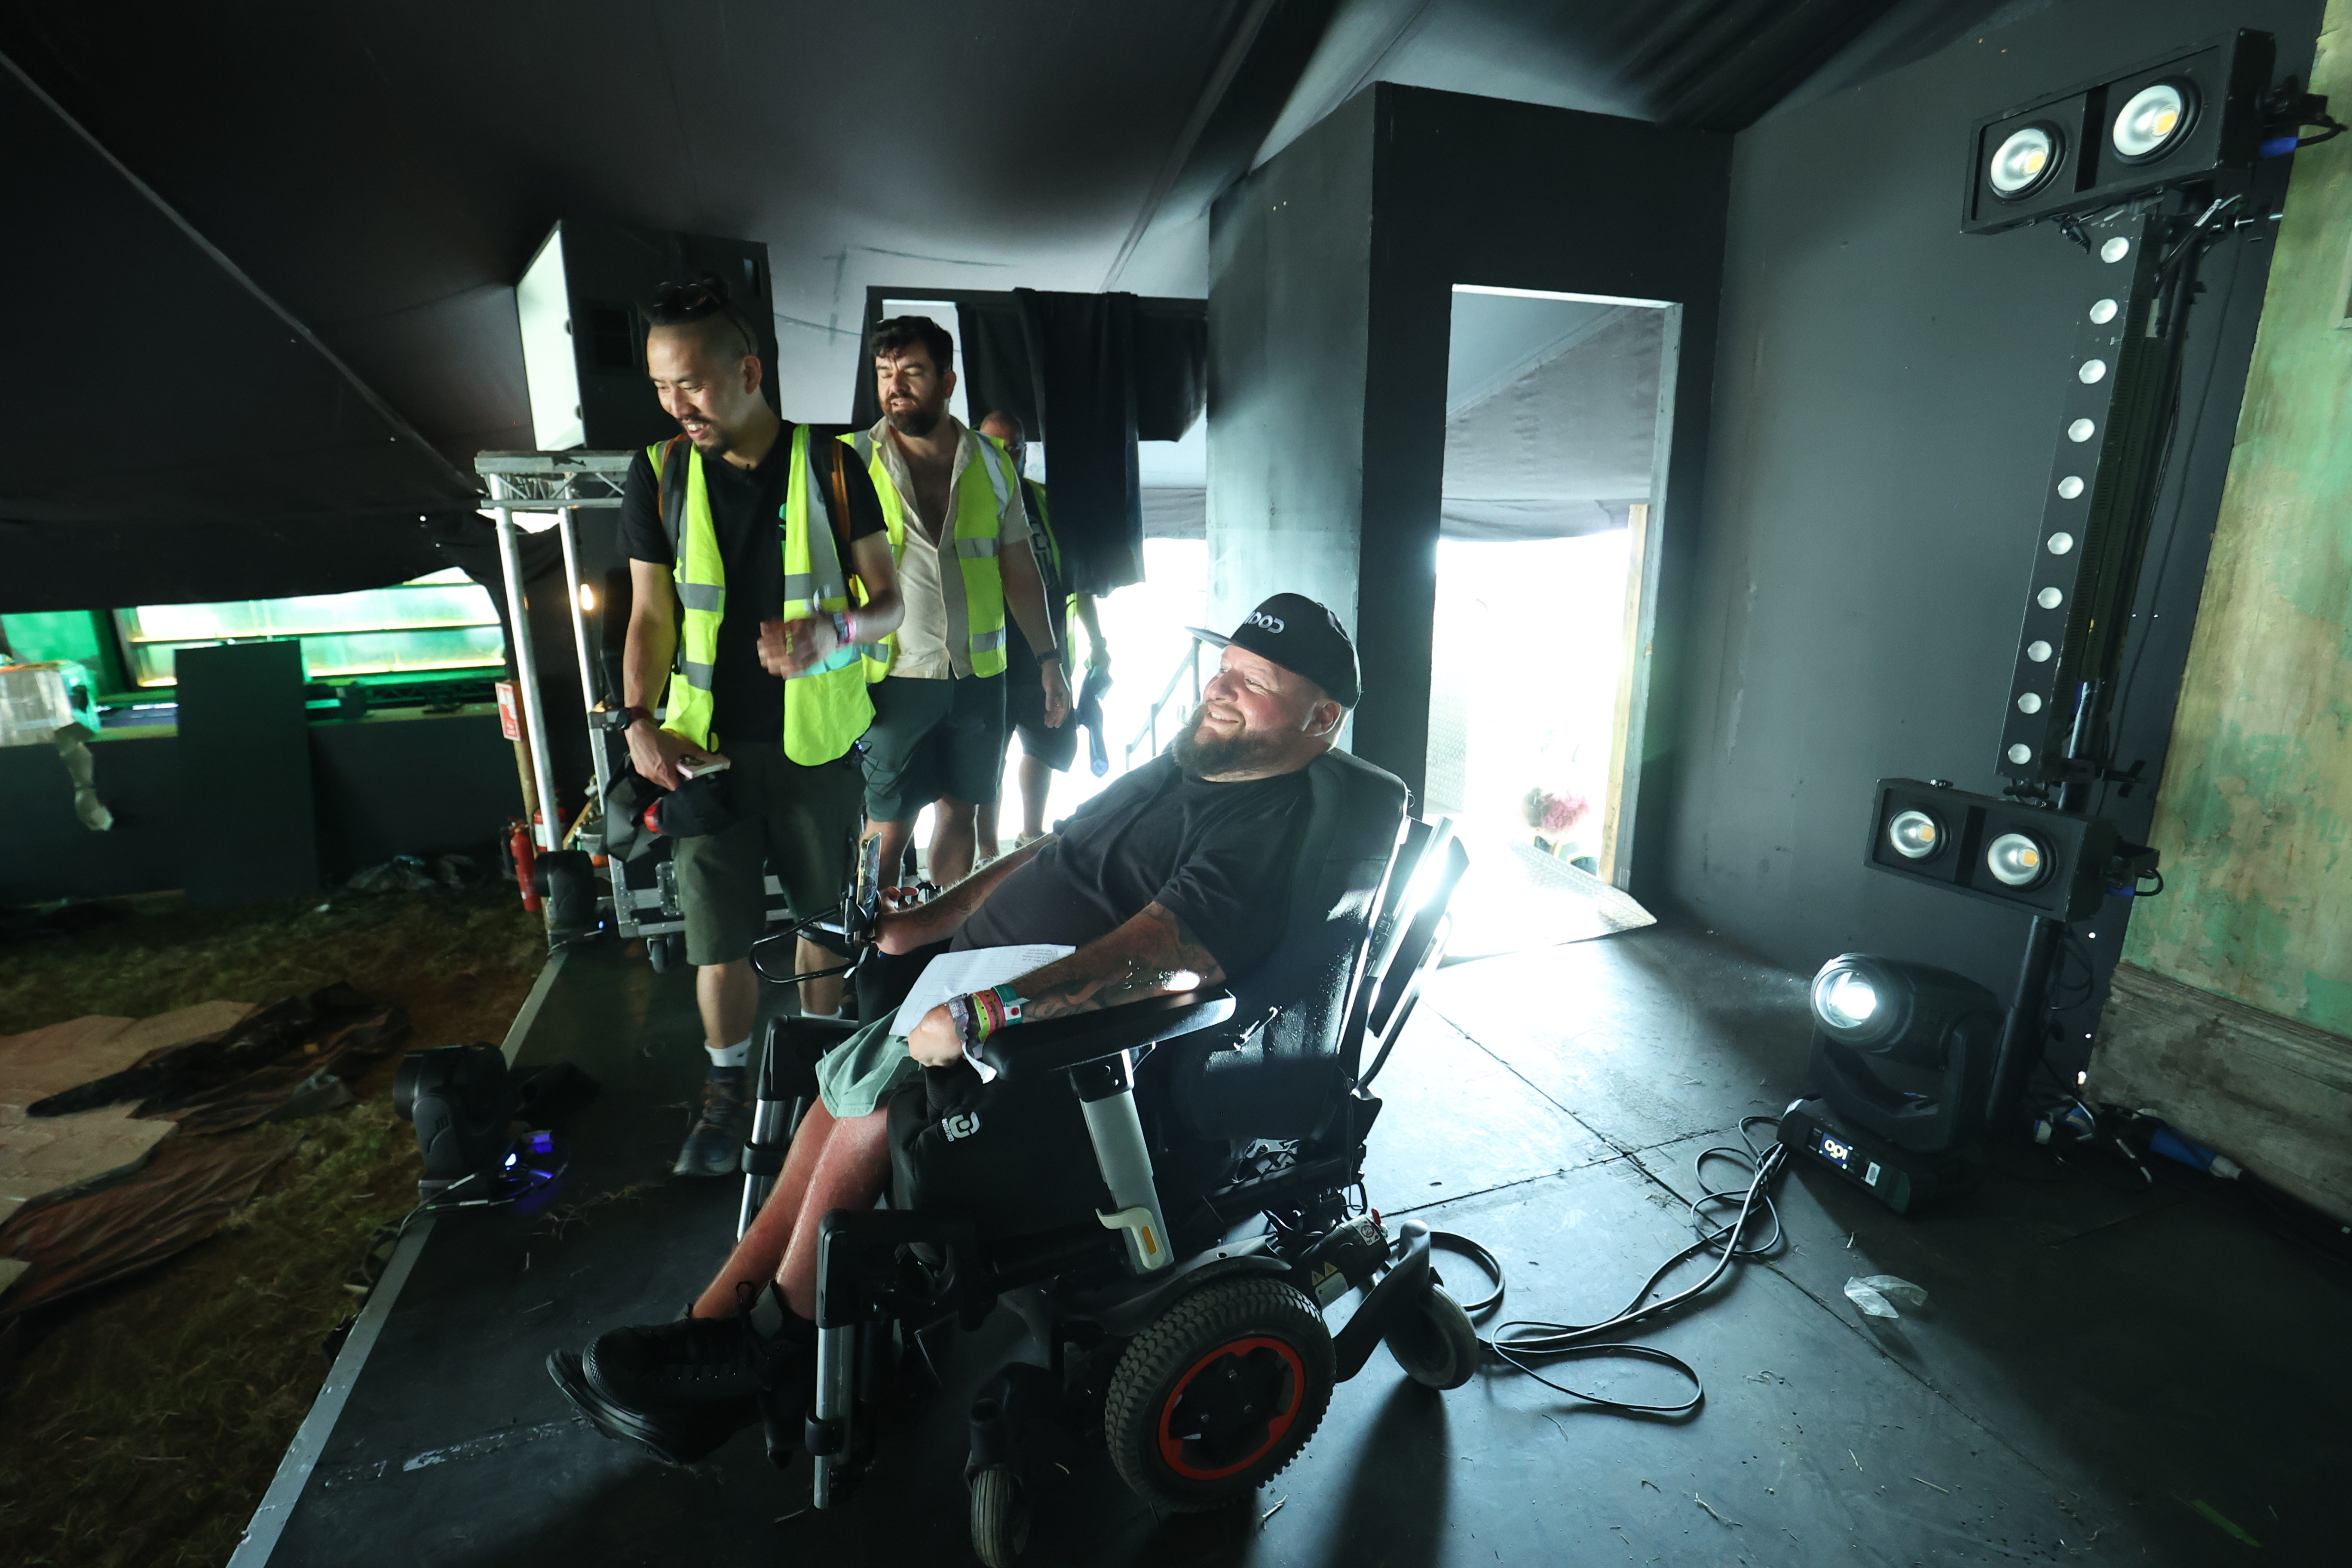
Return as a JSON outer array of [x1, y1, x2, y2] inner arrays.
[[946, 984, 1026, 1053]]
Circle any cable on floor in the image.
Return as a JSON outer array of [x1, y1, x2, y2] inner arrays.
[[1428, 1116, 1792, 1416]]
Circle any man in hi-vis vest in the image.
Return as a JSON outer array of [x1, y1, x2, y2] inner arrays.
[[847, 317, 1067, 888], [619, 279, 903, 1178], [973, 408, 1110, 859]]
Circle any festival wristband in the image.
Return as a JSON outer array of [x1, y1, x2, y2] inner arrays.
[[948, 984, 1027, 1051]]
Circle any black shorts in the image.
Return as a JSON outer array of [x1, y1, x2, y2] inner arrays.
[[860, 673, 1006, 821], [671, 747, 862, 967], [1003, 637, 1078, 772]]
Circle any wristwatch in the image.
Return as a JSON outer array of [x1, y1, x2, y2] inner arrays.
[[621, 705, 654, 730], [831, 611, 856, 646]]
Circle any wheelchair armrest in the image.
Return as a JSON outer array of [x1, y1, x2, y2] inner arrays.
[[970, 990, 1236, 1084]]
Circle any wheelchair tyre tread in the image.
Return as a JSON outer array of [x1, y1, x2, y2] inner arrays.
[[1385, 1282, 1481, 1390], [1102, 1275, 1335, 1512], [969, 1464, 1029, 1568]]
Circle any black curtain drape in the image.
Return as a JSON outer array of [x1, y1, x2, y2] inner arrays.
[[1016, 288, 1141, 594], [846, 288, 1205, 597]]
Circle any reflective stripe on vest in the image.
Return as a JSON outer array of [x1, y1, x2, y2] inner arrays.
[[649, 426, 874, 765], [843, 426, 1013, 680]]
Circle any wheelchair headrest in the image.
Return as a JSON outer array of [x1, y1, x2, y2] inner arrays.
[[1225, 748, 1409, 1070]]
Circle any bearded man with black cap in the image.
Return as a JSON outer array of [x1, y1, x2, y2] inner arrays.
[[548, 592, 1363, 1469]]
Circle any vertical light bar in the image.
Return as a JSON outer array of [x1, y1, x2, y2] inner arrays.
[[1997, 210, 2165, 784]]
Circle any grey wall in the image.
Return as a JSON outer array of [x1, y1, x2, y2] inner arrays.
[[1664, 0, 2322, 1050], [1, 712, 524, 904], [1207, 90, 1380, 673], [1209, 84, 1730, 856]]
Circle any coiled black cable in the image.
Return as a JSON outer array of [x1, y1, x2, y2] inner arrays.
[[1431, 1116, 1792, 1416]]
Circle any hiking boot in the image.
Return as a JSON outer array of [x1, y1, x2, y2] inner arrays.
[[548, 1284, 815, 1466], [674, 1066, 750, 1177]]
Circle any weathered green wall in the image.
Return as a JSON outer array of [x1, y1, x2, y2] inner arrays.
[[2123, 1, 2352, 1032]]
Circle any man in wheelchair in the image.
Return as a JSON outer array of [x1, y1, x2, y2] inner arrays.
[[549, 591, 1478, 1534]]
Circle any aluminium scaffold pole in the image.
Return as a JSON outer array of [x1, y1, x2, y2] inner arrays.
[[489, 480, 566, 852]]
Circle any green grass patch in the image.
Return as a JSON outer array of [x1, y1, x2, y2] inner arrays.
[[0, 886, 544, 1567]]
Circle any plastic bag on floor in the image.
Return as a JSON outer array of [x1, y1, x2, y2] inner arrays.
[[1844, 1274, 1929, 1319]]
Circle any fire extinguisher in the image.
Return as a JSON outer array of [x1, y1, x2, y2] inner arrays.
[[508, 818, 542, 913]]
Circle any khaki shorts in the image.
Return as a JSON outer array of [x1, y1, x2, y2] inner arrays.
[[672, 746, 863, 968]]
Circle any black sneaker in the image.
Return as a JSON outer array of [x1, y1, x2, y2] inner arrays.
[[674, 1066, 750, 1177], [548, 1285, 814, 1466]]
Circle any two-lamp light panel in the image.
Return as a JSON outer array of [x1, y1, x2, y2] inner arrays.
[[1867, 779, 2117, 923]]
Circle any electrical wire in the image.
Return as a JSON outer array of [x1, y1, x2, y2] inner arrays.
[[389, 1155, 570, 1242], [1446, 1118, 1792, 1417], [2100, 197, 2249, 821]]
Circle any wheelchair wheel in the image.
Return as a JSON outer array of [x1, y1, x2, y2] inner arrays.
[[1385, 1282, 1482, 1390], [1102, 1275, 1335, 1512], [968, 1464, 1029, 1568]]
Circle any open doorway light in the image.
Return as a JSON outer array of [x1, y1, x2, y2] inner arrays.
[[1428, 285, 1671, 959]]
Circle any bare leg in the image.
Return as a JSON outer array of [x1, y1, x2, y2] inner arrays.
[[695, 960, 757, 1052], [692, 1099, 842, 1316], [1017, 754, 1053, 840], [974, 793, 1001, 863], [689, 1102, 892, 1320], [796, 936, 844, 1017], [776, 1108, 892, 1319], [928, 798, 979, 888]]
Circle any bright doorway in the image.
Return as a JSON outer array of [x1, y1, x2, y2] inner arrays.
[[1426, 285, 1674, 958]]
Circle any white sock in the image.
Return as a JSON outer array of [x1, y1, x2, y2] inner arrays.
[[802, 1005, 842, 1020], [706, 1038, 750, 1070]]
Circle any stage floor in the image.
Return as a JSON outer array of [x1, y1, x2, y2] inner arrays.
[[235, 926, 2350, 1567]]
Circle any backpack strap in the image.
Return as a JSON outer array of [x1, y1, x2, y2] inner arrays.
[[827, 441, 855, 549], [655, 435, 691, 558]]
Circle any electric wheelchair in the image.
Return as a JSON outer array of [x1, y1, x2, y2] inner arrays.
[[741, 750, 1473, 1564]]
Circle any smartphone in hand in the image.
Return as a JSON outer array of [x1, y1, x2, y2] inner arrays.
[[675, 753, 733, 780]]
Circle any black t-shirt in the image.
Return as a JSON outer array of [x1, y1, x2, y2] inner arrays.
[[952, 755, 1312, 981], [621, 423, 886, 745]]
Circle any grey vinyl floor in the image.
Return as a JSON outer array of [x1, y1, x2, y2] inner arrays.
[[257, 926, 2350, 1567]]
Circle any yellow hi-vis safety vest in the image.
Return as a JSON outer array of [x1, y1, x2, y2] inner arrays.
[[842, 426, 1016, 681], [649, 425, 875, 765]]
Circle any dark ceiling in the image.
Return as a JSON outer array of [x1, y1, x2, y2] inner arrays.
[[0, 0, 2012, 610]]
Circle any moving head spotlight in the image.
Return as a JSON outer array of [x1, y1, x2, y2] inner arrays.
[[394, 1046, 595, 1202], [1780, 954, 2003, 1214], [394, 1043, 519, 1199]]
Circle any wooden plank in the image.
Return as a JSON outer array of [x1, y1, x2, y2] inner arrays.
[[0, 1000, 253, 1103], [0, 1103, 177, 1220], [2090, 962, 2352, 1222], [1599, 501, 1650, 887], [2122, 3, 2352, 1035]]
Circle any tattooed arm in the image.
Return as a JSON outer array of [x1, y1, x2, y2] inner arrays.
[[876, 833, 1054, 955], [904, 900, 1224, 1067]]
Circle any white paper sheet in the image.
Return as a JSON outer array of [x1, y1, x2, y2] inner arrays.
[[890, 945, 1075, 1040]]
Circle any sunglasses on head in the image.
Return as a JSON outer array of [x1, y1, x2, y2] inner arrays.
[[653, 280, 756, 353]]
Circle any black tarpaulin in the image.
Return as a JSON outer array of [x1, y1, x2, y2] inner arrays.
[[849, 288, 1205, 596], [0, 56, 481, 614], [1017, 288, 1143, 595]]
